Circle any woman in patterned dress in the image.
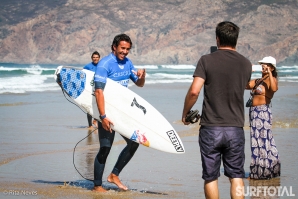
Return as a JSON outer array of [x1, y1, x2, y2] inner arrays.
[[246, 56, 281, 179]]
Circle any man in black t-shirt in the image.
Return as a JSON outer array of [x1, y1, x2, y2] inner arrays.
[[182, 21, 251, 199]]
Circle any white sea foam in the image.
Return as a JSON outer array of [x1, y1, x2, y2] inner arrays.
[[279, 76, 298, 82], [279, 69, 298, 73], [161, 65, 195, 69], [1, 63, 298, 94], [0, 65, 55, 72], [251, 73, 262, 78], [145, 79, 193, 84], [135, 64, 196, 69], [26, 65, 43, 75], [0, 74, 59, 94], [280, 65, 298, 68], [134, 65, 158, 69], [151, 73, 193, 79], [0, 66, 20, 71]]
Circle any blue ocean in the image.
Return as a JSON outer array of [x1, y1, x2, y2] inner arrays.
[[0, 62, 297, 94]]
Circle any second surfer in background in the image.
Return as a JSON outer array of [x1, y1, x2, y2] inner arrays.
[[84, 51, 100, 128], [93, 34, 146, 192]]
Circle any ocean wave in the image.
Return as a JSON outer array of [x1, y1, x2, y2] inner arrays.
[[135, 64, 196, 70], [279, 65, 298, 69], [0, 66, 20, 71], [161, 65, 196, 69], [150, 73, 193, 79], [135, 65, 158, 69], [279, 69, 298, 73], [140, 79, 193, 84], [279, 77, 298, 82], [0, 74, 59, 94], [1, 63, 298, 94], [0, 65, 56, 77]]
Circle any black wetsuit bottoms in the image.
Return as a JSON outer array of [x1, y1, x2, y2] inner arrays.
[[93, 121, 139, 186], [87, 114, 92, 127]]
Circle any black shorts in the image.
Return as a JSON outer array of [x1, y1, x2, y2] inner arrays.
[[199, 126, 245, 181]]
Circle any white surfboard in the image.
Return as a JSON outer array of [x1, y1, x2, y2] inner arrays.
[[54, 66, 185, 154]]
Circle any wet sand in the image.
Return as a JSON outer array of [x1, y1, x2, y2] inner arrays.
[[0, 82, 297, 198]]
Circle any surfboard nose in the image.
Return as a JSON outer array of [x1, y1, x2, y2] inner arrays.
[[54, 66, 63, 87], [56, 73, 62, 84], [54, 66, 63, 81]]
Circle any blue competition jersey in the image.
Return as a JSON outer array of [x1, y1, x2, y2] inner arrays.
[[83, 62, 98, 72], [94, 53, 138, 87]]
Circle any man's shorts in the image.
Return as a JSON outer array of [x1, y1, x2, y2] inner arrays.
[[199, 126, 245, 181]]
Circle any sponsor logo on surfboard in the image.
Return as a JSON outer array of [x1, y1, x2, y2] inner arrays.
[[131, 98, 146, 114], [166, 130, 184, 152], [130, 130, 150, 147]]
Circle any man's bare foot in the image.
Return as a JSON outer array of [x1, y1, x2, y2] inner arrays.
[[107, 173, 128, 191], [92, 185, 107, 192]]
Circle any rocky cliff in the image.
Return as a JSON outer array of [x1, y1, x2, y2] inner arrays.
[[0, 0, 297, 66]]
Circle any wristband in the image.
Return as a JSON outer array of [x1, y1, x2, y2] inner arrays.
[[100, 114, 106, 120]]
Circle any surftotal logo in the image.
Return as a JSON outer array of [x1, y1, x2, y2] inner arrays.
[[166, 130, 184, 152], [131, 98, 146, 115]]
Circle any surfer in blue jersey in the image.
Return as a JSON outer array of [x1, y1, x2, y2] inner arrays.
[[84, 51, 100, 128], [93, 34, 146, 192], [84, 51, 100, 72]]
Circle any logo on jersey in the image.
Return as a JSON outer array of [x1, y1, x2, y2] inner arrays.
[[113, 70, 130, 78], [118, 64, 124, 69], [131, 97, 146, 115], [94, 74, 106, 82], [116, 79, 129, 87]]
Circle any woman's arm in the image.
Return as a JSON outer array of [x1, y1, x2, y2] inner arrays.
[[268, 72, 278, 92]]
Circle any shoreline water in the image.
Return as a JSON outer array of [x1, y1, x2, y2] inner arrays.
[[1, 63, 298, 94], [0, 82, 298, 198]]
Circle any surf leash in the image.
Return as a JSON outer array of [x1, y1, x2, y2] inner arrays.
[[73, 128, 96, 182], [57, 79, 96, 182]]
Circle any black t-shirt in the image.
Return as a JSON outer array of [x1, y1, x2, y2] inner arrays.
[[194, 49, 252, 127]]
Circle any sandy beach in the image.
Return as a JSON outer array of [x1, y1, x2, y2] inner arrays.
[[0, 82, 297, 198]]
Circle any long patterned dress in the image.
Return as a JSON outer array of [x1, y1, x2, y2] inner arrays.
[[249, 104, 281, 179]]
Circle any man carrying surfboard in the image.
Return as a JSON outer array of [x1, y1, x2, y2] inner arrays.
[[84, 51, 101, 128], [182, 21, 252, 199], [92, 34, 146, 192]]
